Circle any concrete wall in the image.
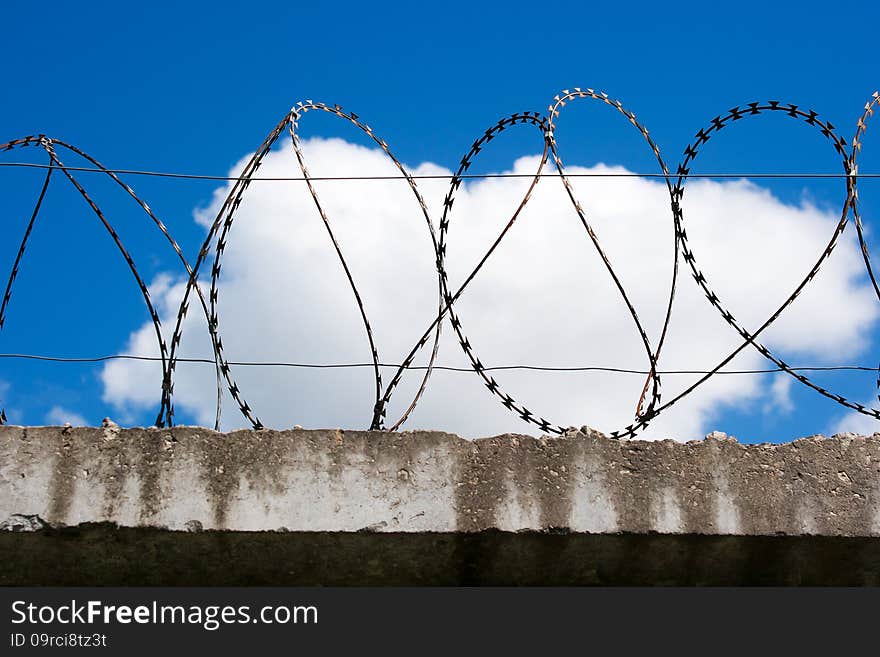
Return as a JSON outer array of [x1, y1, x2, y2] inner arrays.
[[2, 425, 879, 537]]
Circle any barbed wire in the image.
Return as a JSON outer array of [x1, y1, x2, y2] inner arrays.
[[1, 88, 879, 435]]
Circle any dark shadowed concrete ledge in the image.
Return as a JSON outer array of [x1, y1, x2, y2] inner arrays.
[[1, 426, 879, 585], [4, 525, 880, 586]]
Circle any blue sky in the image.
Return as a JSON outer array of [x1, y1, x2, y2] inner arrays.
[[1, 0, 879, 441]]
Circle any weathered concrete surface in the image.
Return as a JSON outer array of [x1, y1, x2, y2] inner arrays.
[[1, 425, 879, 536]]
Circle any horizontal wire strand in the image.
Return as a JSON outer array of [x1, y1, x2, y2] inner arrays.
[[2, 160, 880, 181], [0, 352, 875, 375]]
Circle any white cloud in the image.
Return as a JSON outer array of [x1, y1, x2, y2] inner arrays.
[[44, 406, 88, 427], [830, 398, 880, 436], [100, 137, 879, 440], [764, 374, 794, 415]]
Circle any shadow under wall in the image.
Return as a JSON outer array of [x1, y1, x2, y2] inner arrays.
[[1, 525, 879, 586]]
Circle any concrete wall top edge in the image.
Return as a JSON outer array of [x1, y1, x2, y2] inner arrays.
[[4, 422, 878, 445], [2, 426, 879, 537]]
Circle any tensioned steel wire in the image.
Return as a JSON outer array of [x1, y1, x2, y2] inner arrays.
[[6, 162, 880, 180], [1, 352, 877, 375], [1, 88, 879, 435]]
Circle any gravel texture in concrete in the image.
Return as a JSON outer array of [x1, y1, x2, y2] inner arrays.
[[2, 425, 879, 537]]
